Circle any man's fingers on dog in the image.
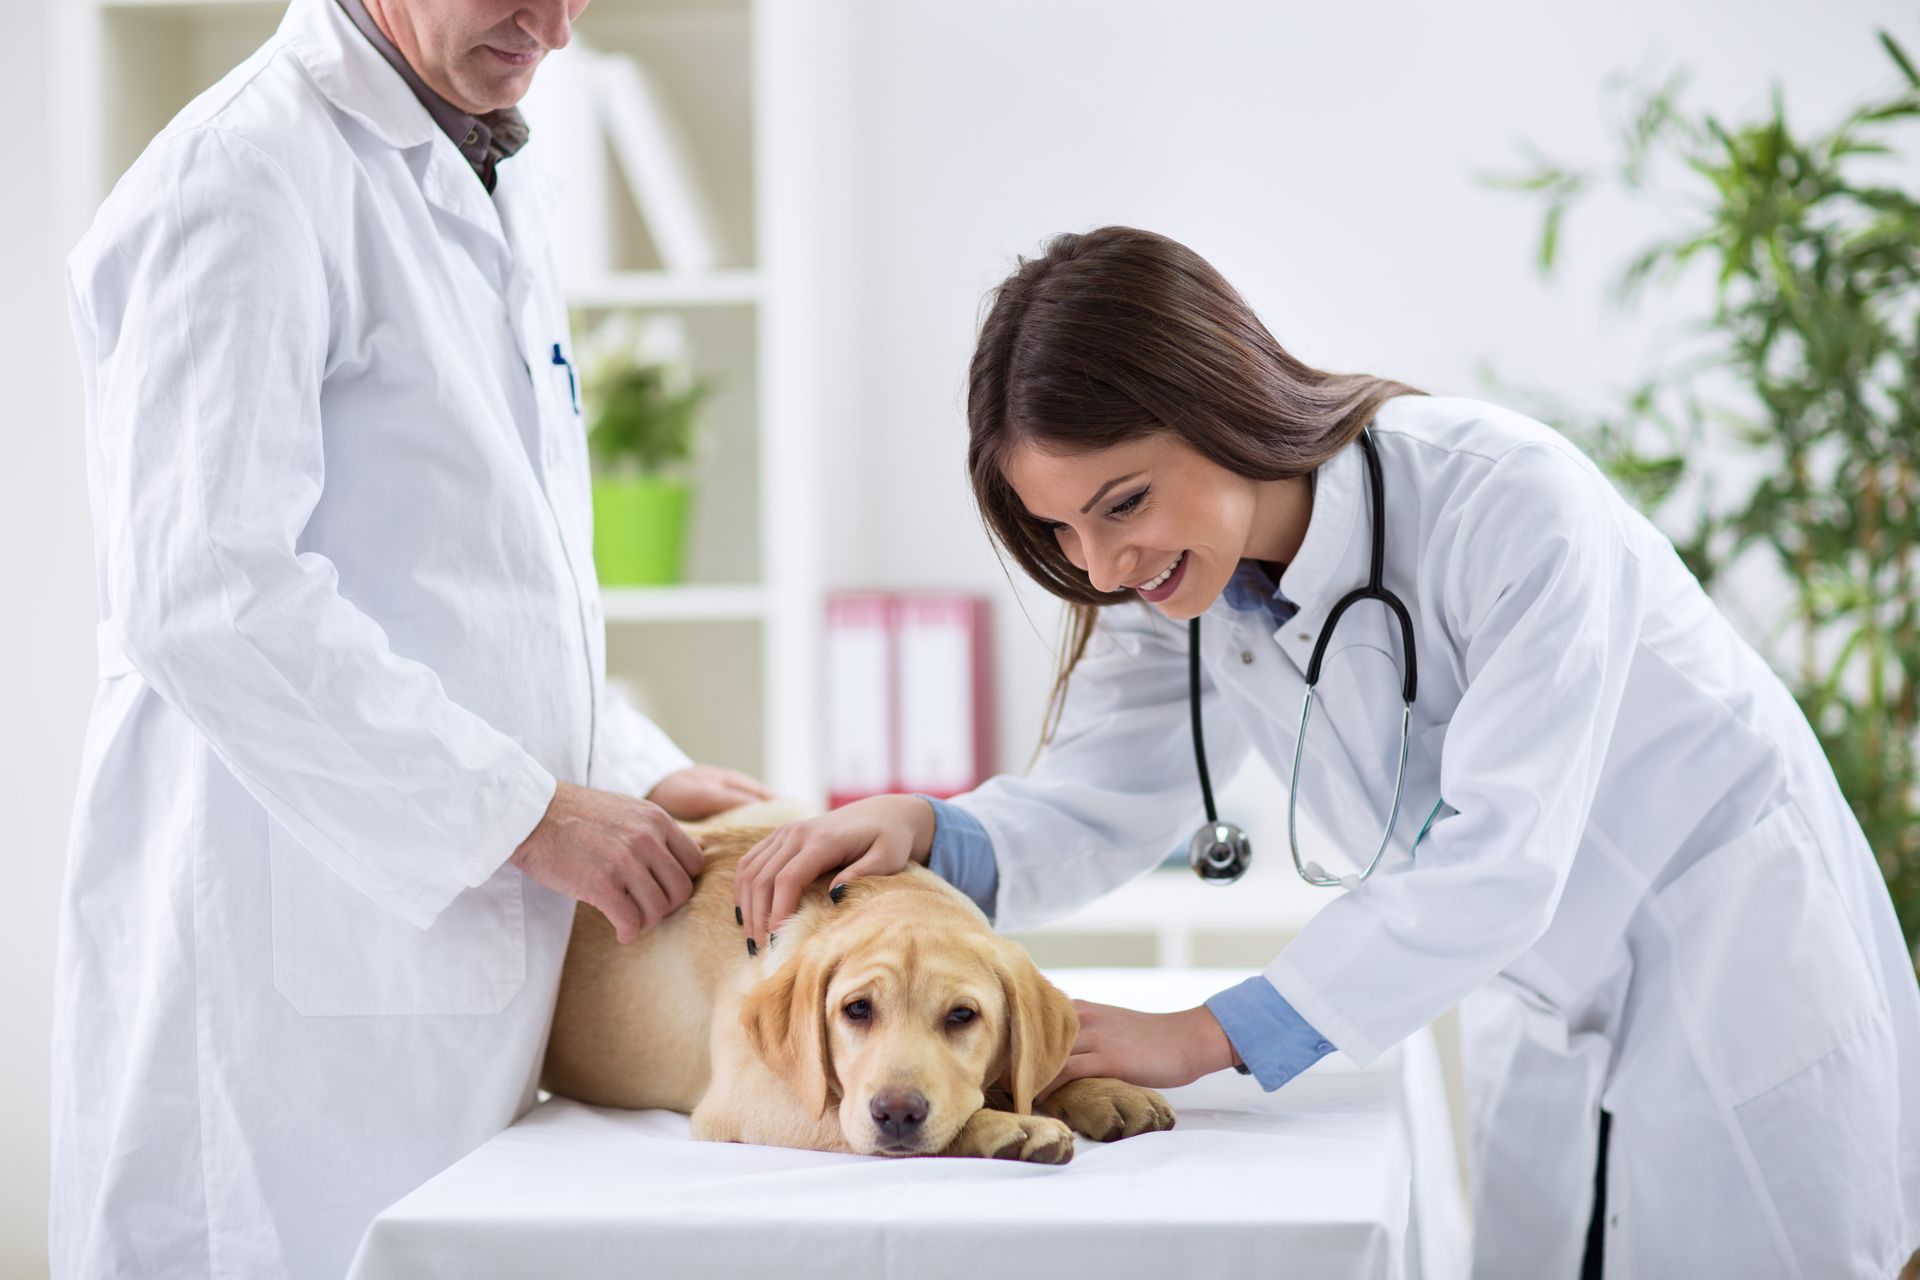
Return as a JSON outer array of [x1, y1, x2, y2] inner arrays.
[[624, 870, 670, 933], [599, 886, 644, 945], [715, 768, 774, 802], [653, 850, 695, 913], [663, 819, 704, 880]]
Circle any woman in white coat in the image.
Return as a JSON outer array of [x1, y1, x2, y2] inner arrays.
[[736, 226, 1920, 1277]]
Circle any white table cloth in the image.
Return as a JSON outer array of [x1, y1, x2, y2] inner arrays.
[[347, 968, 1470, 1280]]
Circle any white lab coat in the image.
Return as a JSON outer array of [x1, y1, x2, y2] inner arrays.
[[954, 394, 1920, 1277], [52, 1, 691, 1276]]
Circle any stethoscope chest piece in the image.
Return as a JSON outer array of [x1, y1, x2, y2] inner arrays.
[[1188, 821, 1253, 884]]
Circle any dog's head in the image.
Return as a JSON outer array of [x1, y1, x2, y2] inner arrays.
[[739, 874, 1078, 1157]]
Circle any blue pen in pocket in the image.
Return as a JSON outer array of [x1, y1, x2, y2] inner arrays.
[[551, 343, 579, 414]]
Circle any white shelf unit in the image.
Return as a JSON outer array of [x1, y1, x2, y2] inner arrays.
[[58, 0, 833, 803], [600, 585, 768, 624], [566, 271, 762, 309]]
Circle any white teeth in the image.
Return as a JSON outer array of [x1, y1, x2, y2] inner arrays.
[[1138, 553, 1182, 592]]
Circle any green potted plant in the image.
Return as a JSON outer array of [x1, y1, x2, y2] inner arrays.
[[578, 312, 712, 586], [1486, 32, 1920, 965]]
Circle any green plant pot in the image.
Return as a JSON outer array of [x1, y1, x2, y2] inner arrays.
[[593, 476, 690, 586]]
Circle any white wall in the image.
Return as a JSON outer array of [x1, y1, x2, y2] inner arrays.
[[3, 0, 92, 1270], [816, 0, 1920, 779], [4, 1, 1915, 1273]]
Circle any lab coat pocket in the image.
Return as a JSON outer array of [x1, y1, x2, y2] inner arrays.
[[267, 821, 528, 1017], [1647, 800, 1880, 1106]]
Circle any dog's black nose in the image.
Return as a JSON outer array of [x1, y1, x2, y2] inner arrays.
[[869, 1091, 929, 1143]]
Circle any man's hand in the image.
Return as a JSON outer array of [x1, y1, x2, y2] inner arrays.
[[647, 764, 776, 821], [1043, 1001, 1240, 1096], [508, 781, 705, 943]]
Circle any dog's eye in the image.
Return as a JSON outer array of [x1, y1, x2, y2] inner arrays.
[[844, 999, 872, 1022], [946, 1008, 976, 1027]]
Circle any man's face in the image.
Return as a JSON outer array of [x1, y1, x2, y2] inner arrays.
[[368, 0, 592, 114]]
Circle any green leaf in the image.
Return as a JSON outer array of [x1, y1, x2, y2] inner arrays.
[[1882, 30, 1920, 89]]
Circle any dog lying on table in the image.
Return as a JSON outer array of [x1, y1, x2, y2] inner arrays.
[[541, 819, 1176, 1164]]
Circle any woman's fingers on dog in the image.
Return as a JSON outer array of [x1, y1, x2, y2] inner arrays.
[[752, 835, 811, 943], [761, 828, 861, 941], [766, 843, 835, 939], [831, 826, 913, 893], [765, 826, 840, 940], [737, 824, 795, 942], [1044, 1051, 1103, 1098], [732, 829, 772, 930]]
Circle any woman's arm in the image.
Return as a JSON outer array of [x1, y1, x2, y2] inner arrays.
[[1267, 442, 1648, 1066], [736, 601, 1250, 945]]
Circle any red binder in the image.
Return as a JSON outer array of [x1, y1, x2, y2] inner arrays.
[[824, 592, 993, 807]]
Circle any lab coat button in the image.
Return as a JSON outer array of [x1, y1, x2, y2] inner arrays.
[[1297, 632, 1310, 642], [1239, 650, 1255, 665]]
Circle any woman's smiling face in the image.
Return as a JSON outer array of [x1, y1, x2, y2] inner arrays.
[[1002, 433, 1306, 621]]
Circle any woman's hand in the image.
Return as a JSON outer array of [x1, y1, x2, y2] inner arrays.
[[646, 764, 776, 821], [733, 794, 938, 950], [1044, 1000, 1241, 1094]]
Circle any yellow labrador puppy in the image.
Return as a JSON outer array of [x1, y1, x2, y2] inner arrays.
[[542, 823, 1175, 1163]]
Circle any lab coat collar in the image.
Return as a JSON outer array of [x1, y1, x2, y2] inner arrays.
[[1273, 434, 1363, 627], [281, 0, 439, 152], [281, 0, 524, 251]]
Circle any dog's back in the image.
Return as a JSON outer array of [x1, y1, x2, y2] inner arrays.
[[541, 827, 826, 1113]]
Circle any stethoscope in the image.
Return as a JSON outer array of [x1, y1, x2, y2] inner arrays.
[[1186, 428, 1442, 887]]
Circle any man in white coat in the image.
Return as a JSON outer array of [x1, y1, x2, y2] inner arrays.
[[53, 1, 767, 1275]]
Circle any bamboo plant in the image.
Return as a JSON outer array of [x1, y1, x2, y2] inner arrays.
[[1487, 32, 1920, 964]]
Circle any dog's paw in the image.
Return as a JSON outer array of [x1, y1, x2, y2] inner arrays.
[[1034, 1077, 1176, 1143], [945, 1109, 1074, 1164]]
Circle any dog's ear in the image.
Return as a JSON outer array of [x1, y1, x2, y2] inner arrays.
[[740, 947, 841, 1119], [990, 939, 1079, 1115]]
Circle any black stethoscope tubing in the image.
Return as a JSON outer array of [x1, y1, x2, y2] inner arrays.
[[1187, 428, 1419, 884]]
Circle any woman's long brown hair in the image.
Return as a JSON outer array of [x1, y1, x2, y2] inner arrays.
[[965, 226, 1422, 743]]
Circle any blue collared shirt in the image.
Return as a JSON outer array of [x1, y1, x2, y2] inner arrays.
[[920, 559, 1335, 1091], [1220, 557, 1302, 631]]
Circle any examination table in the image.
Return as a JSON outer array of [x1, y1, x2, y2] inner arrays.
[[346, 968, 1470, 1279]]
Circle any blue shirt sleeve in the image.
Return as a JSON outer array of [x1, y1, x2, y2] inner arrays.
[[919, 795, 999, 923], [920, 796, 1330, 1091], [1205, 974, 1336, 1091]]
